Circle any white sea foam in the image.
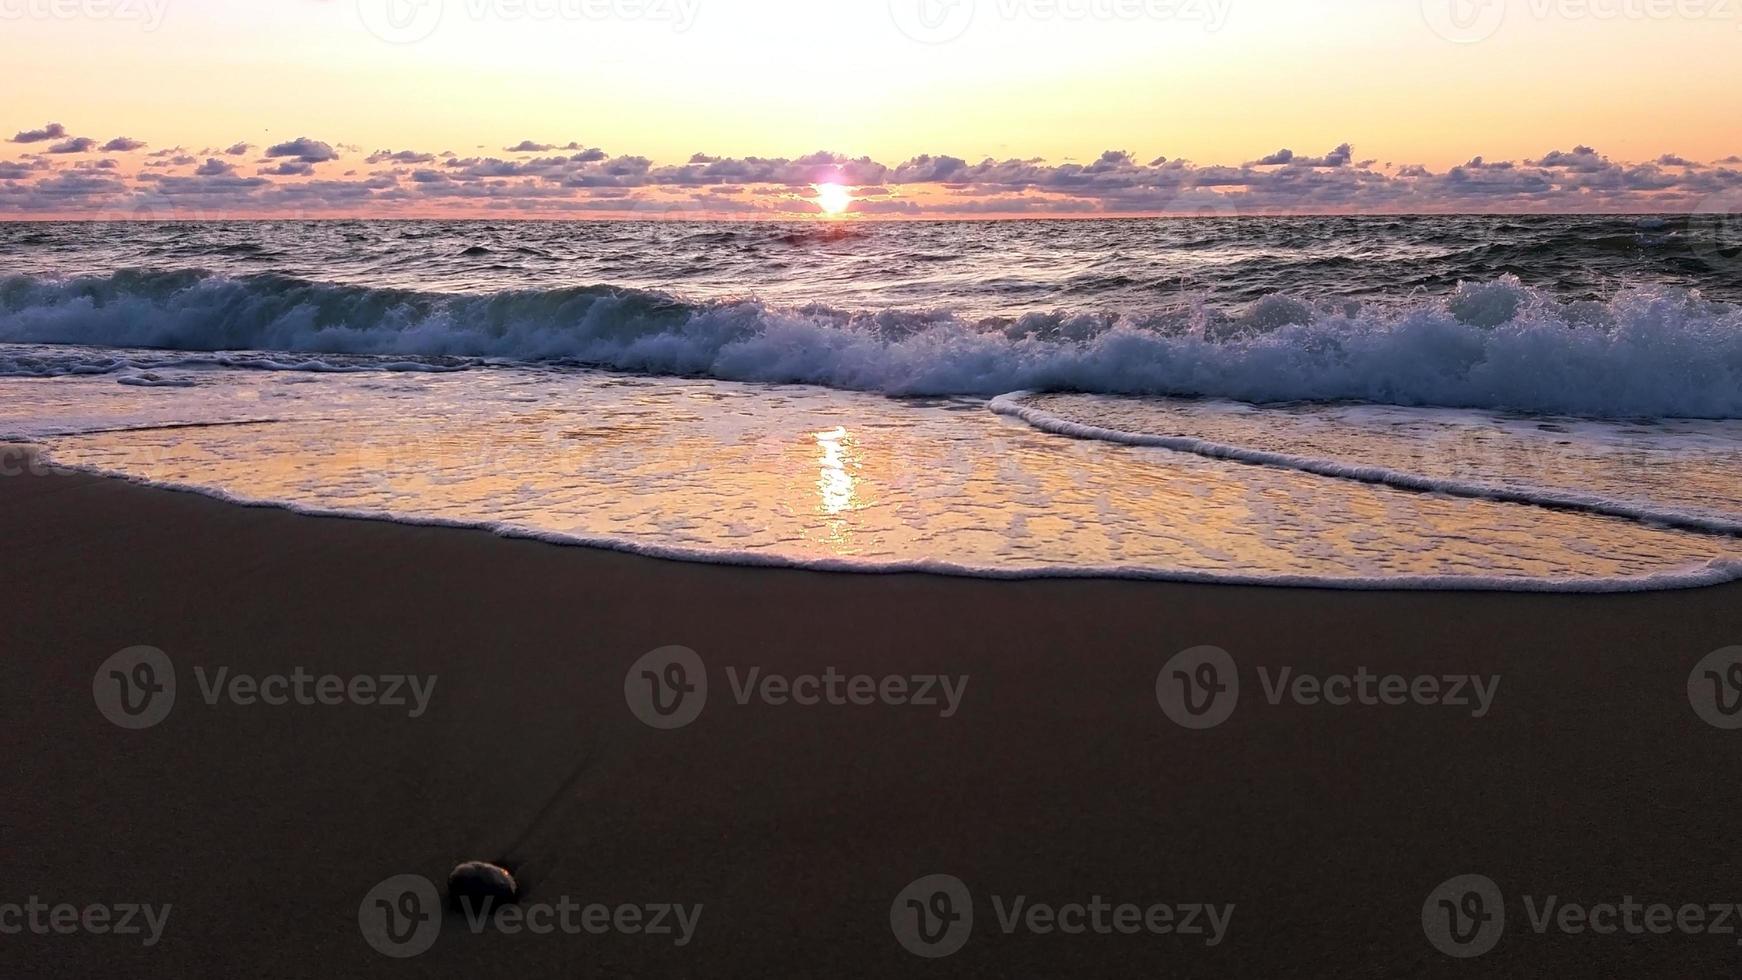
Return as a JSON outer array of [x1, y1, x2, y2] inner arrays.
[[5, 271, 1742, 417]]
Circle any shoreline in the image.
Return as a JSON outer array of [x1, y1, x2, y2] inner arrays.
[[7, 442, 1738, 594], [5, 463, 1742, 977]]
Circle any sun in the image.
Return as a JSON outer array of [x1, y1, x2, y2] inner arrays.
[[813, 182, 853, 216]]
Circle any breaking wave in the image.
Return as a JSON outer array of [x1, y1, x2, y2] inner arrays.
[[5, 268, 1742, 418]]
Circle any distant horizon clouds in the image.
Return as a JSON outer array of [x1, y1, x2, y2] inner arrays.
[[1, 123, 1740, 219]]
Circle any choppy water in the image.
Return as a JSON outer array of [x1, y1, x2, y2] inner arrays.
[[3, 216, 1740, 589]]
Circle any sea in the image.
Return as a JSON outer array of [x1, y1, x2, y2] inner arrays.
[[3, 215, 1741, 590]]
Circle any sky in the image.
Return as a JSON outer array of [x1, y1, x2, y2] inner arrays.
[[2, 0, 1740, 217]]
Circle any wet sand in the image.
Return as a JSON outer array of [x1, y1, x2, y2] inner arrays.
[[4, 458, 1741, 977]]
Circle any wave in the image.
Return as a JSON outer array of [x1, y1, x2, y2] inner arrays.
[[5, 269, 1742, 418], [989, 393, 1742, 538]]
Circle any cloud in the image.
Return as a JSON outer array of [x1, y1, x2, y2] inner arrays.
[[505, 140, 589, 153], [1316, 143, 1354, 167], [11, 123, 67, 144], [261, 160, 316, 176], [48, 137, 98, 154], [101, 137, 146, 152], [264, 137, 339, 163], [4, 132, 1741, 217], [367, 149, 438, 164], [1249, 144, 1352, 168], [1528, 145, 1610, 172]]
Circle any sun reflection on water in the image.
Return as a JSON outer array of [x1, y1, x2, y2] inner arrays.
[[815, 426, 858, 517]]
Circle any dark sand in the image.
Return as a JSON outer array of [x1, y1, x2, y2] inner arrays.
[[4, 458, 1742, 977]]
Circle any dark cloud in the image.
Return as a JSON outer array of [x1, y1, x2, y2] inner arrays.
[[195, 158, 236, 177], [1529, 146, 1610, 172], [225, 142, 253, 156], [261, 161, 316, 177], [505, 140, 589, 153], [101, 137, 146, 152], [48, 137, 97, 154], [367, 149, 438, 164], [1253, 144, 1352, 168], [264, 137, 339, 163], [11, 123, 67, 144]]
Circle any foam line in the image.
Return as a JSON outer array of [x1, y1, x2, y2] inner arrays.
[[989, 392, 1742, 538], [17, 443, 1742, 594]]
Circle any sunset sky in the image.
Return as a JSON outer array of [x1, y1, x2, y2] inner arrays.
[[4, 0, 1740, 217]]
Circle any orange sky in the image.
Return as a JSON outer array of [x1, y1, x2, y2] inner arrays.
[[3, 0, 1740, 217]]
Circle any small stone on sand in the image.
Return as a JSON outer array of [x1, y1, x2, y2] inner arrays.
[[447, 861, 518, 909]]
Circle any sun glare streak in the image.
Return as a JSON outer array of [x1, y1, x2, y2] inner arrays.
[[815, 426, 859, 518]]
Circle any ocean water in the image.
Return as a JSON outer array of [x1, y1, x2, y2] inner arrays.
[[3, 216, 1741, 590]]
